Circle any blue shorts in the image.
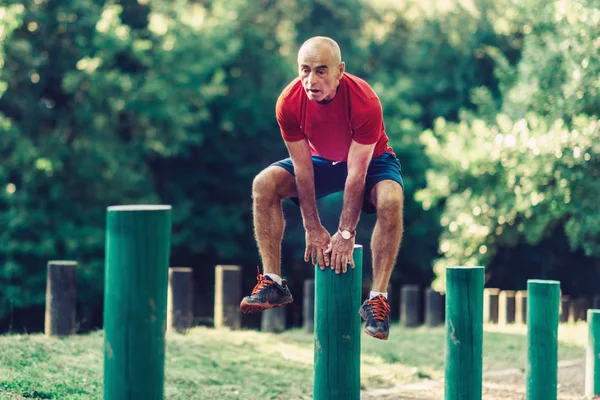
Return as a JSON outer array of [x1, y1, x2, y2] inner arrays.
[[272, 151, 404, 214]]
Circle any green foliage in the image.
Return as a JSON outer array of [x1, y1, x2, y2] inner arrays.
[[419, 114, 599, 289], [417, 0, 600, 291], [0, 0, 246, 323], [500, 0, 600, 120]]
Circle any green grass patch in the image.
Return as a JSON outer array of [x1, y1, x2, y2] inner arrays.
[[0, 322, 586, 399]]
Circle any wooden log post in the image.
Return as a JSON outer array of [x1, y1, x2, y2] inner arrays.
[[568, 299, 577, 323], [314, 244, 363, 400], [483, 288, 500, 324], [387, 283, 395, 321], [444, 266, 484, 400], [586, 310, 600, 397], [498, 290, 516, 325], [400, 284, 420, 327], [560, 295, 570, 323], [261, 307, 286, 333], [44, 260, 78, 337], [167, 267, 193, 334], [515, 290, 527, 325], [103, 205, 172, 400], [593, 294, 600, 309], [576, 298, 590, 321], [425, 287, 444, 327], [214, 265, 241, 330], [303, 279, 315, 333], [526, 279, 561, 400]]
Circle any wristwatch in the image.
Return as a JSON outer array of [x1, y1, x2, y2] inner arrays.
[[338, 228, 356, 240]]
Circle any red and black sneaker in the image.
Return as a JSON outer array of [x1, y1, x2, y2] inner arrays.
[[240, 267, 294, 314], [359, 294, 391, 340]]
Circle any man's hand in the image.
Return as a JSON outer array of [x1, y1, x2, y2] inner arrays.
[[325, 231, 355, 274], [305, 225, 331, 269]]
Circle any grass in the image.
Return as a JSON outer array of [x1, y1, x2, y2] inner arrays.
[[0, 322, 587, 400]]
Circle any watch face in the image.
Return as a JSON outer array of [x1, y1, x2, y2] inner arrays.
[[341, 230, 351, 239]]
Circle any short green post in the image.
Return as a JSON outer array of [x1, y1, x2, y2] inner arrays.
[[444, 266, 484, 400], [586, 310, 600, 396], [526, 279, 560, 400], [103, 205, 172, 400], [314, 244, 363, 400]]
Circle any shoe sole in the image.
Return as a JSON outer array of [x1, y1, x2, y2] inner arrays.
[[240, 299, 293, 314], [364, 328, 389, 340]]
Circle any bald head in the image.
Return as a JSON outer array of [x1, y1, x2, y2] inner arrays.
[[298, 36, 342, 66]]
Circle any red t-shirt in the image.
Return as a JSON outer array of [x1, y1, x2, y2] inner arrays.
[[275, 73, 394, 162]]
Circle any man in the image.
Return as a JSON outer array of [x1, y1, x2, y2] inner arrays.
[[239, 36, 404, 340]]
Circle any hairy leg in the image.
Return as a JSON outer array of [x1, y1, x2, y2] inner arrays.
[[252, 166, 297, 275], [367, 180, 404, 292]]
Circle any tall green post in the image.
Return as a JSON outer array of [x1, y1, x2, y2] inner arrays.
[[103, 205, 172, 400], [314, 244, 363, 400], [444, 266, 484, 400], [526, 279, 560, 400], [585, 310, 600, 396]]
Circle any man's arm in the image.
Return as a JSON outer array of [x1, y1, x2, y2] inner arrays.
[[326, 140, 376, 274], [285, 139, 320, 230], [285, 139, 331, 267], [339, 141, 376, 232]]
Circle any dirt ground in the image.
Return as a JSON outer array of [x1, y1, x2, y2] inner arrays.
[[362, 359, 592, 400]]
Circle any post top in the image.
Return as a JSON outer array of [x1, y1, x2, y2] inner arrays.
[[107, 205, 172, 211], [216, 265, 240, 271], [527, 279, 561, 285], [47, 260, 78, 266], [170, 267, 192, 272], [484, 288, 501, 294], [353, 244, 363, 249]]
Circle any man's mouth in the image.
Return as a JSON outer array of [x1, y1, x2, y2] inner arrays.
[[307, 88, 320, 94]]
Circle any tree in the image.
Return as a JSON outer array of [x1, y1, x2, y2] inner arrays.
[[418, 0, 600, 292]]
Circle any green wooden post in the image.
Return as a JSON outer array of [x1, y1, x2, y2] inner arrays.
[[103, 205, 172, 400], [526, 279, 560, 400], [314, 244, 363, 400], [444, 266, 484, 400], [586, 310, 600, 396]]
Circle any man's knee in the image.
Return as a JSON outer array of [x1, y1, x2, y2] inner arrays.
[[252, 166, 296, 200], [252, 168, 277, 199], [373, 182, 404, 221]]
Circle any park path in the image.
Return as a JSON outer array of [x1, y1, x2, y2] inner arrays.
[[362, 359, 588, 400]]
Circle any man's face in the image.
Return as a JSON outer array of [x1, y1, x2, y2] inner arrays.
[[297, 45, 344, 103]]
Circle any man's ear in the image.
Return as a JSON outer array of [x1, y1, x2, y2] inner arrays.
[[338, 62, 345, 78]]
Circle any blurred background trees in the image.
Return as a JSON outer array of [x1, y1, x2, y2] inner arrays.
[[0, 0, 597, 332]]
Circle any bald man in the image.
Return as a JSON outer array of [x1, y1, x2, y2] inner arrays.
[[240, 36, 404, 340]]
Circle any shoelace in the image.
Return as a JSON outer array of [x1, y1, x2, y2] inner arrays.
[[251, 266, 274, 295], [368, 295, 390, 321]]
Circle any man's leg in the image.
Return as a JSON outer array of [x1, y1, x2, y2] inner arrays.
[[358, 179, 404, 340], [368, 180, 404, 292], [243, 156, 344, 314], [240, 165, 297, 314], [251, 166, 297, 276]]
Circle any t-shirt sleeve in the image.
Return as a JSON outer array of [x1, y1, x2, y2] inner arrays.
[[351, 98, 383, 145], [276, 94, 305, 142]]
